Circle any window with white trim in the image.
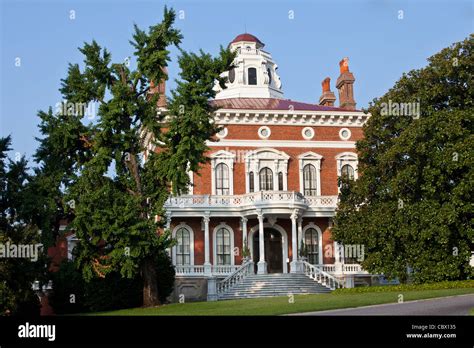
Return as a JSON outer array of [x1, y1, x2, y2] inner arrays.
[[211, 150, 235, 195], [216, 227, 231, 265], [341, 164, 355, 181], [298, 152, 323, 196], [259, 167, 273, 191], [248, 67, 257, 85], [303, 164, 318, 196], [339, 128, 351, 140], [336, 152, 358, 181], [249, 172, 254, 192], [304, 228, 320, 265], [215, 163, 229, 195], [245, 148, 289, 193], [176, 227, 191, 265]]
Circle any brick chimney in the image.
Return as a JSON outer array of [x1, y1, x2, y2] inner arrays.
[[319, 77, 336, 106], [149, 67, 168, 108], [336, 57, 356, 110]]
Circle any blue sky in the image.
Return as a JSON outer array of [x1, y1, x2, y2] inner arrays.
[[1, 0, 472, 161]]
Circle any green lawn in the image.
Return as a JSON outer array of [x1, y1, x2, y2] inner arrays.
[[88, 287, 474, 316]]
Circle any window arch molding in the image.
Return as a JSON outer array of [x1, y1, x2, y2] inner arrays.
[[212, 222, 235, 266], [245, 148, 289, 193], [210, 150, 236, 195], [298, 151, 323, 196], [172, 223, 194, 266], [302, 223, 323, 265], [335, 152, 358, 180]]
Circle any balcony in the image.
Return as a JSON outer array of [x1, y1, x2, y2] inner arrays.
[[164, 191, 338, 216]]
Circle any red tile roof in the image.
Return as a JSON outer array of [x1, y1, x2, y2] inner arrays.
[[230, 33, 264, 46], [212, 98, 355, 112]]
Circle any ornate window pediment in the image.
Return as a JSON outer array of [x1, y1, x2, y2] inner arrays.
[[335, 152, 358, 179], [298, 152, 323, 196], [245, 148, 289, 193], [211, 150, 235, 195]]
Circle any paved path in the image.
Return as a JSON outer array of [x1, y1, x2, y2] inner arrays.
[[290, 294, 474, 316]]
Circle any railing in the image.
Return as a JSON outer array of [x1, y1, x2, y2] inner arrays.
[[302, 261, 344, 290], [212, 265, 240, 275], [175, 263, 365, 277], [313, 264, 365, 274], [343, 264, 365, 273], [175, 264, 241, 276], [217, 260, 254, 294], [313, 264, 336, 273], [175, 265, 205, 275], [165, 191, 338, 209]]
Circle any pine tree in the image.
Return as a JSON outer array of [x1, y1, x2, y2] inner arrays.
[[332, 36, 473, 283], [0, 136, 43, 315], [35, 7, 235, 306]]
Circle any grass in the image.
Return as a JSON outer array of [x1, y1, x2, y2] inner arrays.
[[87, 287, 474, 316]]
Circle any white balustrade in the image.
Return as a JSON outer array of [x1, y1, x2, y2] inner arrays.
[[165, 191, 338, 210], [302, 261, 344, 290], [217, 261, 254, 294], [175, 264, 241, 276], [212, 265, 240, 275], [175, 265, 205, 275], [342, 264, 366, 274]]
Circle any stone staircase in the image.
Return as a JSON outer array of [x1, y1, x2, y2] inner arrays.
[[218, 273, 331, 300]]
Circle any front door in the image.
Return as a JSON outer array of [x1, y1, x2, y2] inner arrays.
[[253, 228, 283, 273]]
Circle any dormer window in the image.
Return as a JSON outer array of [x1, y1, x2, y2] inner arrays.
[[248, 67, 257, 85]]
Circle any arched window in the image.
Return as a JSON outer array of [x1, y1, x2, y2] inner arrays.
[[341, 164, 355, 180], [248, 67, 257, 85], [215, 163, 229, 195], [267, 67, 272, 84], [216, 228, 231, 265], [249, 172, 254, 193], [304, 228, 319, 265], [278, 172, 284, 191], [303, 164, 317, 196], [259, 167, 273, 191], [176, 228, 191, 265], [228, 68, 235, 83]]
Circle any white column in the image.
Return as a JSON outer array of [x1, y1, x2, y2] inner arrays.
[[334, 241, 343, 275], [165, 213, 172, 258], [290, 210, 299, 273], [203, 214, 211, 276], [257, 211, 267, 274], [241, 217, 248, 264], [297, 217, 303, 256]]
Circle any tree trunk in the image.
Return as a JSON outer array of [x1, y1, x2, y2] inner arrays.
[[142, 257, 160, 307]]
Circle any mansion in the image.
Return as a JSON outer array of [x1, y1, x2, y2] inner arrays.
[[161, 34, 371, 301]]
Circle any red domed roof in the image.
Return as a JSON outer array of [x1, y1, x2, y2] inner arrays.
[[230, 33, 264, 46]]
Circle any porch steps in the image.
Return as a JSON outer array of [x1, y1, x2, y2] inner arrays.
[[218, 273, 331, 300]]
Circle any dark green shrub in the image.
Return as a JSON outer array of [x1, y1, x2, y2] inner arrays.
[[49, 253, 175, 313], [333, 280, 474, 294]]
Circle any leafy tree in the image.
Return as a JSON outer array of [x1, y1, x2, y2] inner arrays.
[[333, 36, 473, 283], [0, 136, 43, 315], [35, 7, 234, 306]]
